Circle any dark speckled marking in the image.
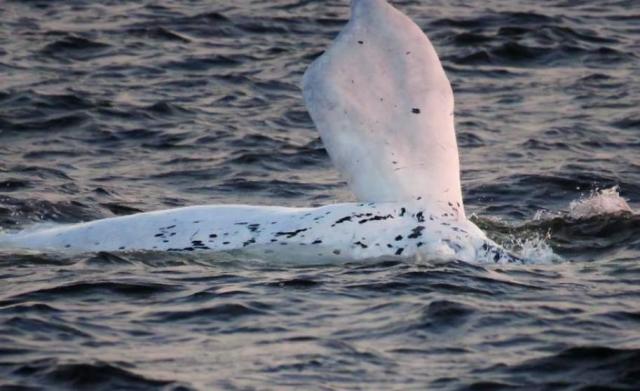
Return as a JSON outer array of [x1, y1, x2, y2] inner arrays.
[[412, 108, 421, 114], [209, 234, 217, 238], [358, 214, 393, 224], [354, 241, 368, 249], [395, 248, 404, 255], [416, 212, 424, 222], [332, 216, 352, 226], [275, 228, 308, 238], [333, 249, 341, 255], [395, 235, 403, 241], [399, 208, 406, 217], [408, 226, 425, 239], [248, 224, 260, 232], [312, 239, 322, 245]]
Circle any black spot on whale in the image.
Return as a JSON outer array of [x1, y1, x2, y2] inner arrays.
[[332, 216, 352, 226], [408, 226, 425, 239], [276, 228, 308, 238]]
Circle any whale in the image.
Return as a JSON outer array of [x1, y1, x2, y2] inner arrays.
[[0, 202, 514, 264], [0, 0, 519, 264]]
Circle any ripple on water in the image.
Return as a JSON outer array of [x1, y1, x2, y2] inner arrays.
[[3, 359, 185, 391]]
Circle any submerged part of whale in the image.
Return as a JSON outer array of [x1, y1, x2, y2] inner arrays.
[[0, 0, 520, 263]]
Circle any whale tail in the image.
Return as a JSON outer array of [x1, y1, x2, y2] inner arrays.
[[303, 0, 463, 217]]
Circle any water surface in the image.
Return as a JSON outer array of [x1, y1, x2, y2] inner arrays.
[[1, 0, 639, 389]]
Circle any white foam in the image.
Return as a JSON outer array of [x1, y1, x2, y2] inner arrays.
[[568, 186, 632, 219], [504, 232, 562, 264]]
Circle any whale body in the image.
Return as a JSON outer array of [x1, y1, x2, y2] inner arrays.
[[0, 202, 514, 263], [0, 0, 519, 263]]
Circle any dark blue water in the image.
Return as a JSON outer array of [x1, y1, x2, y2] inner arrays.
[[1, 0, 639, 389]]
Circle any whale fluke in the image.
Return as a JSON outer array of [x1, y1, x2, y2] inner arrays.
[[303, 0, 463, 216]]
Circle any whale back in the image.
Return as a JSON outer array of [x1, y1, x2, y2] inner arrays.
[[0, 202, 509, 263], [303, 0, 464, 217]]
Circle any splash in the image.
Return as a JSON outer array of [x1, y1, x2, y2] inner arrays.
[[568, 186, 632, 220], [532, 209, 561, 221], [472, 215, 561, 264], [503, 232, 562, 264], [533, 186, 633, 221]]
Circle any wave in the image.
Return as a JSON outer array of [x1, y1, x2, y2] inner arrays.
[[1, 359, 183, 390], [476, 186, 638, 261], [468, 346, 640, 390]]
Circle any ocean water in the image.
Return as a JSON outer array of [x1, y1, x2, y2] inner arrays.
[[1, 0, 639, 389]]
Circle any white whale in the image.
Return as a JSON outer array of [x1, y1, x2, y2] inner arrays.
[[0, 202, 513, 264], [0, 0, 518, 264]]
